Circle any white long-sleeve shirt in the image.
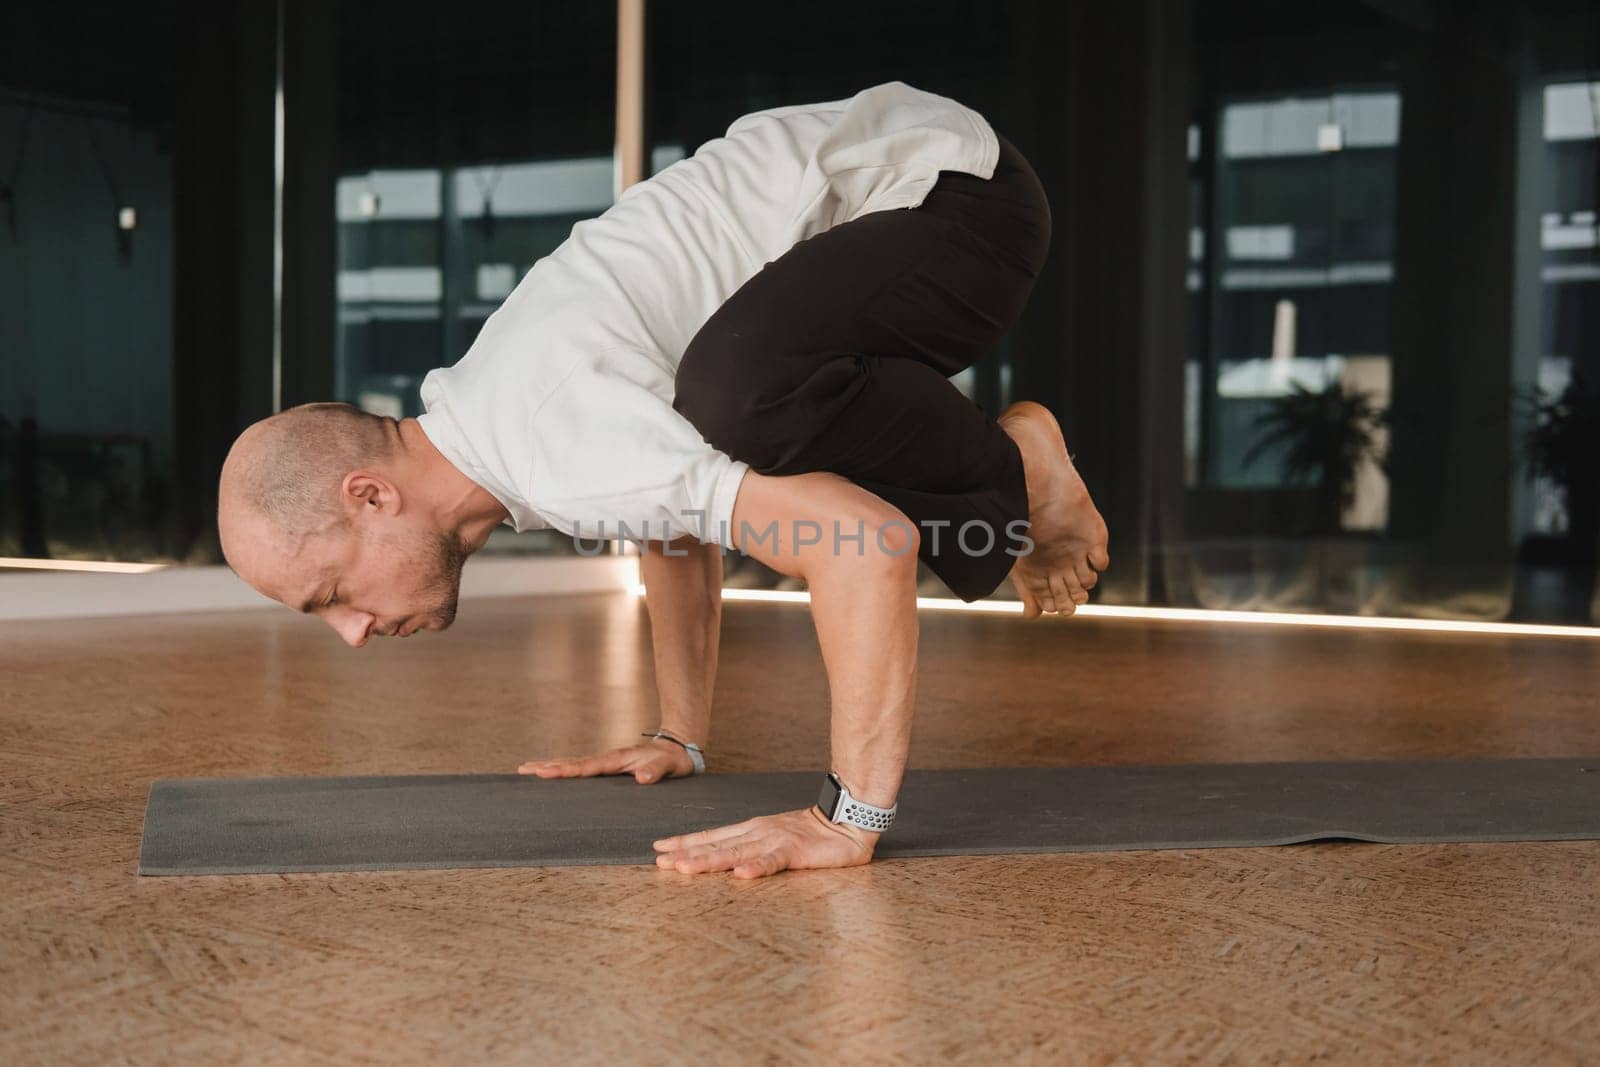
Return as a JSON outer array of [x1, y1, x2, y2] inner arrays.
[[416, 80, 999, 547]]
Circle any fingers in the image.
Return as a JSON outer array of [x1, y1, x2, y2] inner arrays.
[[519, 741, 692, 783], [654, 828, 793, 878], [655, 836, 767, 875], [519, 758, 600, 777], [733, 851, 786, 879], [653, 809, 875, 879], [517, 749, 631, 778], [1090, 543, 1110, 572], [520, 757, 611, 778], [653, 818, 756, 853], [654, 818, 776, 876]]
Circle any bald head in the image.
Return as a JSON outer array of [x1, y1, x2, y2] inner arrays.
[[217, 403, 505, 644], [219, 402, 397, 558]]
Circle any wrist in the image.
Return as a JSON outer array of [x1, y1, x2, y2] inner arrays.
[[815, 771, 898, 834], [828, 769, 899, 811], [808, 804, 881, 848], [642, 728, 706, 775], [656, 722, 706, 748]]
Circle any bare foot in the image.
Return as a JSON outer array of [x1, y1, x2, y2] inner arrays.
[[997, 401, 1110, 618]]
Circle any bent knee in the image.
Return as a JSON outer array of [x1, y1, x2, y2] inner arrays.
[[868, 511, 921, 563], [831, 505, 921, 578]]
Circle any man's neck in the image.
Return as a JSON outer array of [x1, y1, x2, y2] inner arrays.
[[397, 417, 510, 552]]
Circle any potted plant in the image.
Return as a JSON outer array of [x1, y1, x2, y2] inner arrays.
[[1242, 382, 1388, 535], [1520, 376, 1600, 564]]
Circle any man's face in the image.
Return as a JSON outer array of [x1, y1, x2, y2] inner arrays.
[[301, 521, 469, 646], [232, 510, 468, 647]]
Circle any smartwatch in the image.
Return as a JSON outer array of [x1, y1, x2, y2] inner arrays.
[[816, 772, 897, 833]]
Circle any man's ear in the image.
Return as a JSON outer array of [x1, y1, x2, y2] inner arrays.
[[341, 470, 401, 516]]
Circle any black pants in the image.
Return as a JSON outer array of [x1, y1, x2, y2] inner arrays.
[[673, 132, 1052, 602]]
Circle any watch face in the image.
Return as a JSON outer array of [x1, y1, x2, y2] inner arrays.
[[817, 774, 843, 817]]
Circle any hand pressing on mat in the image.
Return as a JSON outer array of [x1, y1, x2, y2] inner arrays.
[[652, 807, 876, 879], [518, 737, 695, 784]]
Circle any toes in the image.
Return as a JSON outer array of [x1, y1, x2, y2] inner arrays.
[[1028, 570, 1057, 614], [1049, 573, 1082, 616], [1010, 573, 1043, 620]]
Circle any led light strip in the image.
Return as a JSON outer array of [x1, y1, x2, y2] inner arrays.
[[628, 584, 1600, 639], [0, 557, 169, 574]]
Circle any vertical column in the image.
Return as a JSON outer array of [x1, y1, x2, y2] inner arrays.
[[616, 0, 648, 196], [616, 0, 648, 560]]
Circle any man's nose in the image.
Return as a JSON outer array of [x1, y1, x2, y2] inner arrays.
[[325, 607, 376, 647]]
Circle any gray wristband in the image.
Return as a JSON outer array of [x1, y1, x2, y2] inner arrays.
[[642, 730, 705, 775]]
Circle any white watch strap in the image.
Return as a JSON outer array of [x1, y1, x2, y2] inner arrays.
[[821, 773, 897, 832]]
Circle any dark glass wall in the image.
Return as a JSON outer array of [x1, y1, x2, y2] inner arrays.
[[4, 0, 1597, 622], [1, 5, 182, 563], [648, 0, 1600, 623], [3, 2, 286, 567], [645, 0, 1041, 594], [1179, 0, 1600, 623], [329, 1, 619, 555]]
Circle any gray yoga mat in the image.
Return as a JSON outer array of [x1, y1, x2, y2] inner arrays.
[[137, 757, 1600, 876]]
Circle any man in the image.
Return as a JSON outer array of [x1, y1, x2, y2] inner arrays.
[[218, 81, 1109, 880]]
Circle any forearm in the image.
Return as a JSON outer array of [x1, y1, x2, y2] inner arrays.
[[647, 472, 917, 879], [806, 553, 919, 811], [727, 471, 921, 814], [639, 536, 724, 746]]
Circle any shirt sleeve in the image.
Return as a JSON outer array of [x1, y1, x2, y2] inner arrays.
[[526, 347, 749, 547]]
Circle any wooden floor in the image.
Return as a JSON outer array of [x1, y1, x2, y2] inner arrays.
[[3, 592, 1599, 1064]]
